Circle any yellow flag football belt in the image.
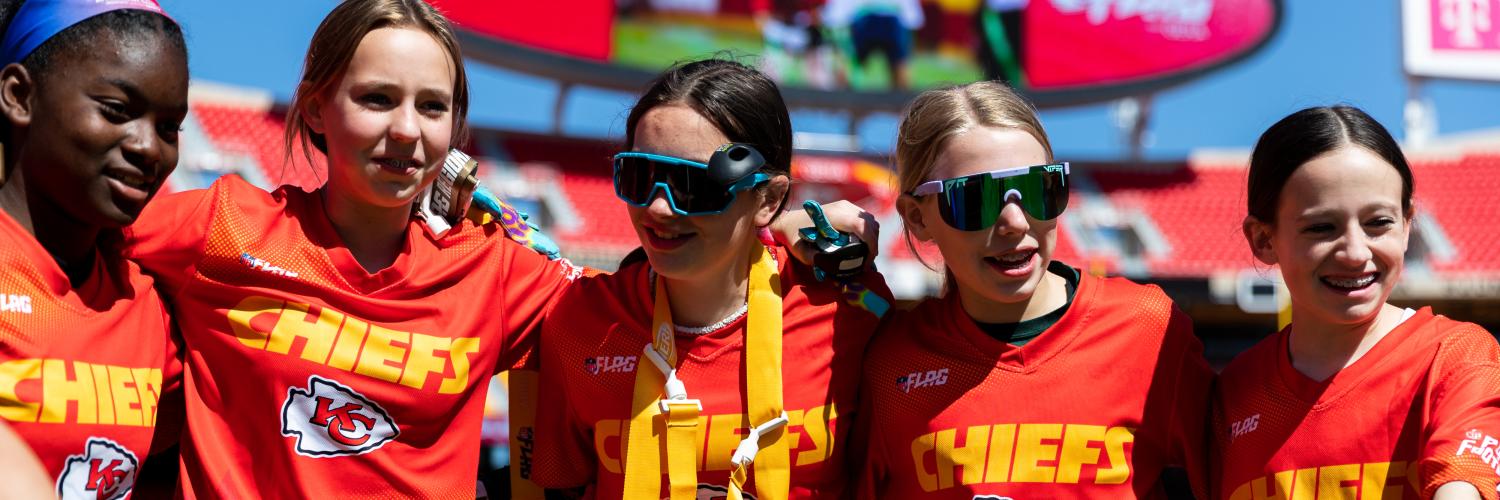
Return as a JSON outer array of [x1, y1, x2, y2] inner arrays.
[[623, 244, 789, 500]]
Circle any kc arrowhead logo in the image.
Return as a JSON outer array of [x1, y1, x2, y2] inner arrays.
[[281, 376, 399, 457], [56, 437, 138, 500]]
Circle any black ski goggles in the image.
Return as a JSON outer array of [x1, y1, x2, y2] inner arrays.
[[909, 163, 1070, 231], [613, 143, 772, 216]]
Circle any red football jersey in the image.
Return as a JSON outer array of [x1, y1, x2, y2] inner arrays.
[[531, 246, 890, 498], [1213, 308, 1500, 500], [0, 210, 178, 500], [122, 176, 579, 499], [854, 271, 1213, 499]]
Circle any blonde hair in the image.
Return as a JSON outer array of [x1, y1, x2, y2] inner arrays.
[[894, 81, 1053, 266], [283, 0, 469, 171]]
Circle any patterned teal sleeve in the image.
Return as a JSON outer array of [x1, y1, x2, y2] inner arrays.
[[473, 186, 563, 261]]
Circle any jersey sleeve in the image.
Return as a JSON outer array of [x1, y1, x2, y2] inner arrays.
[[530, 297, 598, 489], [493, 242, 584, 373], [1162, 305, 1214, 500], [1419, 324, 1500, 499], [122, 187, 216, 294]]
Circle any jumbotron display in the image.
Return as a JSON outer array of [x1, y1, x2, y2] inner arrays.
[[436, 0, 1281, 108]]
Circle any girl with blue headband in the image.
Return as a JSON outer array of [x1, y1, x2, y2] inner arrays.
[[0, 0, 187, 498], [111, 1, 868, 497]]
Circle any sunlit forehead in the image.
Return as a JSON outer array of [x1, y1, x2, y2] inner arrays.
[[931, 126, 1048, 181], [344, 27, 456, 96], [1278, 146, 1407, 224], [634, 105, 727, 163]]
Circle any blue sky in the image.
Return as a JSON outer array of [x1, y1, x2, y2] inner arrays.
[[159, 0, 1500, 160]]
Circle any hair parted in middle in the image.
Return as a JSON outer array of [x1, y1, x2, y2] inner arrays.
[[894, 80, 1054, 259], [624, 57, 794, 180], [1246, 104, 1415, 225], [282, 0, 470, 167]]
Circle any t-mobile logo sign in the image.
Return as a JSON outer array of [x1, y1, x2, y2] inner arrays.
[[1436, 0, 1497, 49]]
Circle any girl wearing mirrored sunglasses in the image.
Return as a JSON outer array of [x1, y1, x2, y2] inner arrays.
[[851, 81, 1213, 498], [1212, 106, 1500, 500], [532, 58, 893, 499]]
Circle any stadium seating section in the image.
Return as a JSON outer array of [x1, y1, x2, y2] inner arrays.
[[181, 99, 1500, 278]]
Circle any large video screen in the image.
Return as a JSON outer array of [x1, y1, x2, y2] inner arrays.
[[439, 0, 1280, 108]]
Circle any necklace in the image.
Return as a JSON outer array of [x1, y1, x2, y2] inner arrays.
[[646, 269, 753, 335], [674, 302, 749, 335]]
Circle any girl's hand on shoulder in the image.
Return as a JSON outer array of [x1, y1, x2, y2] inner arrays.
[[768, 200, 880, 266]]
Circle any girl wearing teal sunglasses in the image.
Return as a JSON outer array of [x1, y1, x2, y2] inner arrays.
[[533, 58, 892, 500], [852, 81, 1214, 498]]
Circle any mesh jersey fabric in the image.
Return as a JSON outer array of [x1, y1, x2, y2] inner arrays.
[[0, 208, 179, 500], [531, 245, 891, 498], [122, 175, 578, 499], [853, 267, 1212, 499], [1213, 307, 1500, 500]]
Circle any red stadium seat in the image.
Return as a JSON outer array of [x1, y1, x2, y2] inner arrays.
[[1413, 154, 1500, 273], [192, 102, 327, 191], [1091, 163, 1250, 277]]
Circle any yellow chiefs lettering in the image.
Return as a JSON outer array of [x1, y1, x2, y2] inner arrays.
[[0, 359, 163, 426], [908, 423, 1135, 492], [591, 404, 839, 474], [1228, 461, 1420, 500], [228, 296, 479, 394]]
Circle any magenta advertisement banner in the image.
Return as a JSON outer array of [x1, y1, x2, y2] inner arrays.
[[1026, 0, 1277, 89], [1404, 0, 1500, 81], [1427, 0, 1499, 51], [443, 0, 1282, 109]]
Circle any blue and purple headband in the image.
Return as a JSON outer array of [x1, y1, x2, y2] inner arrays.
[[1, 0, 171, 67]]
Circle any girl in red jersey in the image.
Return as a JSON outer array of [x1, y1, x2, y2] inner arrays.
[[0, 1, 187, 497], [1213, 106, 1500, 500], [853, 81, 1213, 498], [531, 58, 891, 499], [116, 1, 578, 497], [116, 2, 866, 497]]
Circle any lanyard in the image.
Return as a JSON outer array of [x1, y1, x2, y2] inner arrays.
[[622, 244, 789, 500]]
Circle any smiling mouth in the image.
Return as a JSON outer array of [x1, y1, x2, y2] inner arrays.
[[648, 228, 693, 240], [643, 226, 697, 251], [984, 249, 1036, 270], [374, 158, 419, 173], [104, 169, 151, 190], [1322, 273, 1379, 291]]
